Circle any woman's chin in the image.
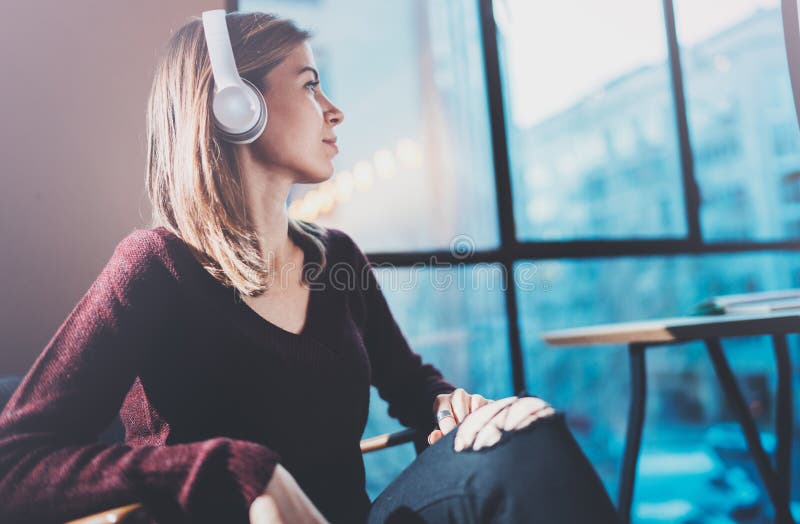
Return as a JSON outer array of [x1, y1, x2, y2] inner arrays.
[[309, 164, 336, 183]]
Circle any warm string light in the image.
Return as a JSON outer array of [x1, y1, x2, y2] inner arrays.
[[395, 138, 423, 170], [288, 138, 423, 221], [373, 149, 397, 179], [353, 161, 374, 192]]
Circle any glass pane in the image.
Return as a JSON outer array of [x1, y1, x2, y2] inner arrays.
[[240, 0, 499, 252], [674, 0, 800, 241], [495, 0, 687, 240], [516, 253, 800, 521], [361, 264, 513, 499]]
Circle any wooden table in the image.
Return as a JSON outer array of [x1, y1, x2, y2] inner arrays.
[[542, 312, 797, 524]]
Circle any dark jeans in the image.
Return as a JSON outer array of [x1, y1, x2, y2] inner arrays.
[[367, 410, 621, 524]]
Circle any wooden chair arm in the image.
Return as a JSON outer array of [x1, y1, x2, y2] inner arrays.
[[65, 503, 147, 524], [64, 429, 419, 523], [360, 427, 419, 453]]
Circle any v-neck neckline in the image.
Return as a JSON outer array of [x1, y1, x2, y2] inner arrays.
[[232, 274, 317, 338], [157, 226, 328, 348]]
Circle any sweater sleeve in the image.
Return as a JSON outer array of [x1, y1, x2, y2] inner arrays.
[[335, 229, 457, 434], [0, 229, 279, 524]]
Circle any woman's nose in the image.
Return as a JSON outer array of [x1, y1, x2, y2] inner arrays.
[[325, 101, 344, 126]]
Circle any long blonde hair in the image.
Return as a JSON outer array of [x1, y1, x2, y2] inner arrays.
[[145, 11, 328, 297]]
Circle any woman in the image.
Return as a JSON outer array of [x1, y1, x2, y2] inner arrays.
[[0, 11, 619, 524]]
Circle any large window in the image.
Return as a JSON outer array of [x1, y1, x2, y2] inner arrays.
[[239, 0, 799, 520]]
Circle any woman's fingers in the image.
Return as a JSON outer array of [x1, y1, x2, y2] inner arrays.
[[472, 423, 503, 451], [435, 401, 458, 435], [449, 388, 470, 424], [502, 396, 551, 431], [508, 406, 556, 431], [427, 428, 444, 445], [472, 405, 556, 452], [434, 390, 539, 451], [469, 393, 489, 413], [434, 388, 467, 435], [434, 390, 496, 440], [442, 396, 557, 452], [454, 396, 517, 451], [488, 401, 510, 430]]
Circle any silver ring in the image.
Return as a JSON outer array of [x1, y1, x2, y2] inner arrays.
[[436, 409, 454, 422]]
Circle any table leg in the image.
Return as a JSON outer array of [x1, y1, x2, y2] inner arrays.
[[705, 338, 794, 523], [773, 334, 794, 518], [618, 343, 646, 524]]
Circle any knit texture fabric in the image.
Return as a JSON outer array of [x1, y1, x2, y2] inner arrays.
[[0, 226, 456, 523]]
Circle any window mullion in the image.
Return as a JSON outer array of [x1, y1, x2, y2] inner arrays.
[[663, 0, 703, 245]]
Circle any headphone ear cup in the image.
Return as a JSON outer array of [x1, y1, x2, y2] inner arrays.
[[211, 78, 268, 144]]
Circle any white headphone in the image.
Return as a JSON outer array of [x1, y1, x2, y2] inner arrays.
[[202, 9, 268, 144]]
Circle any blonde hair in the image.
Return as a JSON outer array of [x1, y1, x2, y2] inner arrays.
[[145, 11, 328, 297]]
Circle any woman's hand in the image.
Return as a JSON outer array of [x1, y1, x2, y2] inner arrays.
[[428, 388, 492, 446], [453, 396, 555, 452], [429, 390, 556, 452], [249, 463, 329, 524]]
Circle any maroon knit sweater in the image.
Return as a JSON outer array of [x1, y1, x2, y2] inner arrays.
[[0, 226, 456, 524]]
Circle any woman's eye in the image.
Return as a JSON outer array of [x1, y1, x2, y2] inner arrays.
[[305, 80, 320, 93]]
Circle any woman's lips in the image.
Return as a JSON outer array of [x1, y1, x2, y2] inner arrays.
[[323, 139, 338, 153]]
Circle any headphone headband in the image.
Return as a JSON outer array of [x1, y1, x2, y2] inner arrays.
[[202, 10, 241, 91]]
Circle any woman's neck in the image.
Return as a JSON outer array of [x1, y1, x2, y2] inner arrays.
[[237, 149, 297, 264]]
